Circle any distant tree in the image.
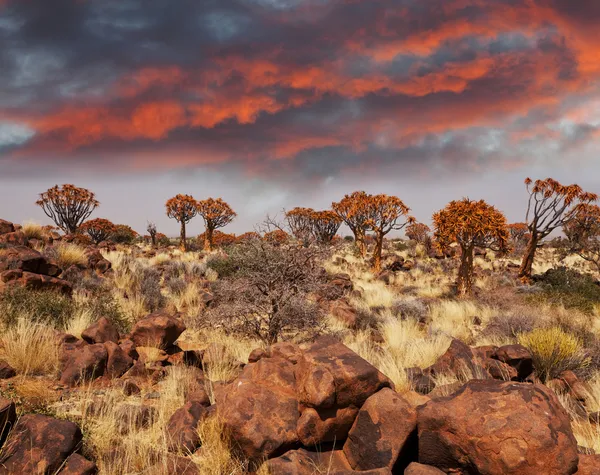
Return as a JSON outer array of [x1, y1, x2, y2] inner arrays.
[[236, 232, 261, 243], [310, 210, 342, 244], [166, 194, 199, 251], [405, 222, 431, 246], [433, 198, 509, 296], [197, 198, 236, 251], [285, 207, 315, 247], [332, 191, 374, 257], [80, 218, 117, 244], [36, 184, 99, 234], [563, 204, 600, 272], [198, 230, 236, 248], [112, 224, 139, 244], [519, 178, 598, 279], [264, 229, 289, 245], [156, 232, 170, 246], [146, 221, 158, 247], [367, 195, 412, 272], [507, 222, 530, 252]]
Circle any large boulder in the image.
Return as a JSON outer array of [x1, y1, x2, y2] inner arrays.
[[0, 219, 15, 235], [0, 414, 82, 474], [493, 344, 533, 380], [343, 388, 417, 471], [166, 400, 210, 453], [218, 356, 300, 462], [85, 249, 112, 274], [60, 343, 108, 386], [0, 397, 16, 448], [82, 317, 120, 344], [295, 336, 392, 446], [0, 270, 72, 296], [417, 380, 579, 474], [424, 339, 485, 378], [0, 245, 60, 276], [577, 454, 600, 474], [104, 341, 133, 378], [129, 312, 186, 349], [58, 453, 98, 475], [404, 463, 445, 474]]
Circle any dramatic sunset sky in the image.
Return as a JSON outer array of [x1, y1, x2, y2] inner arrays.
[[0, 0, 599, 236]]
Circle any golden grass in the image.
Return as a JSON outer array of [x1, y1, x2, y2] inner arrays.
[[21, 221, 46, 240], [0, 319, 60, 376], [429, 300, 493, 344], [53, 242, 88, 268]]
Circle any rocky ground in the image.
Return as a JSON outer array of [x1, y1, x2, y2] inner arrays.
[[2, 218, 600, 474]]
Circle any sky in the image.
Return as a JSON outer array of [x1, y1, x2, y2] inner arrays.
[[0, 0, 599, 237]]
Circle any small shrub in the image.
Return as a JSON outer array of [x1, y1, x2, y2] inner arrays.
[[111, 224, 138, 244], [21, 221, 45, 240], [165, 277, 187, 295], [518, 327, 590, 382], [531, 267, 600, 313], [0, 287, 75, 328], [44, 242, 87, 269], [205, 254, 238, 279]]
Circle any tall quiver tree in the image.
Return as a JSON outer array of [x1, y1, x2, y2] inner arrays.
[[433, 198, 509, 297], [332, 191, 374, 257], [563, 204, 600, 272], [367, 195, 412, 272], [519, 178, 598, 279], [197, 198, 236, 251], [147, 221, 158, 247], [285, 207, 315, 247], [166, 194, 198, 251], [36, 184, 99, 234], [311, 210, 342, 244], [80, 218, 117, 244]]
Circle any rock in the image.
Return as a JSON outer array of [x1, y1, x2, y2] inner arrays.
[[104, 341, 133, 378], [219, 356, 299, 462], [296, 336, 392, 410], [60, 343, 108, 386], [142, 455, 200, 475], [0, 231, 27, 246], [402, 391, 431, 409], [82, 317, 120, 344], [58, 453, 98, 474], [0, 219, 14, 235], [343, 388, 417, 471], [577, 454, 600, 474], [405, 368, 435, 394], [417, 380, 579, 474], [119, 339, 139, 360], [0, 397, 16, 448], [493, 344, 533, 380], [482, 358, 518, 380], [330, 299, 359, 328], [136, 346, 169, 365], [85, 249, 112, 274], [248, 347, 267, 363], [297, 405, 359, 446], [0, 246, 58, 275], [115, 404, 157, 435], [425, 339, 483, 378], [129, 312, 186, 349], [122, 379, 141, 396], [404, 463, 446, 474], [0, 270, 72, 295], [166, 401, 209, 453], [0, 414, 82, 474], [0, 360, 16, 379]]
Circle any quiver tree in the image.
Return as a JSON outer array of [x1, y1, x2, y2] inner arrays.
[[197, 198, 236, 251], [112, 224, 138, 244], [405, 222, 431, 247], [332, 191, 374, 257], [563, 204, 600, 271], [166, 194, 198, 251], [367, 195, 412, 272], [198, 230, 236, 248], [146, 221, 158, 247], [285, 207, 315, 247], [433, 198, 509, 296], [80, 218, 117, 244], [519, 178, 598, 279], [507, 222, 530, 252], [264, 229, 289, 245], [36, 184, 99, 234], [310, 210, 341, 244]]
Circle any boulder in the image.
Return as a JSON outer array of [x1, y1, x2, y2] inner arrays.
[[417, 380, 579, 474], [297, 405, 359, 446], [0, 245, 60, 276], [58, 453, 98, 474], [218, 356, 300, 462], [0, 360, 16, 379], [166, 401, 209, 453], [0, 414, 82, 474], [0, 219, 15, 235], [329, 299, 359, 328], [104, 341, 134, 378], [343, 388, 417, 471], [0, 397, 16, 448], [82, 317, 120, 344], [404, 462, 445, 474], [577, 454, 600, 474], [1, 269, 72, 295], [60, 343, 108, 386], [493, 344, 533, 380], [0, 231, 27, 246], [85, 249, 112, 274], [425, 339, 485, 378], [129, 312, 186, 349], [481, 358, 518, 380], [114, 404, 157, 435]]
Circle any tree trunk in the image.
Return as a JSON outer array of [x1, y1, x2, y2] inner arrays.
[[372, 233, 384, 272], [180, 221, 187, 251], [354, 230, 367, 257], [518, 234, 539, 279], [150, 234, 156, 247], [204, 226, 213, 251], [457, 245, 474, 297]]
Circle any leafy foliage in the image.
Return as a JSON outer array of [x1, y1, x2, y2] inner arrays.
[[563, 204, 600, 271], [332, 191, 373, 257], [80, 218, 117, 244], [310, 210, 342, 244], [531, 267, 600, 313], [166, 194, 198, 250], [405, 222, 431, 245], [285, 207, 315, 246], [111, 224, 138, 244], [36, 184, 99, 234], [197, 198, 236, 251]]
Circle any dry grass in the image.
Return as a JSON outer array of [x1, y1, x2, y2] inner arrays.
[[429, 300, 493, 344], [0, 319, 60, 376], [21, 221, 46, 240], [52, 242, 88, 268]]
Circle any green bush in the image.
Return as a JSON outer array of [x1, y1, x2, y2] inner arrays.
[[0, 287, 75, 328], [531, 267, 600, 313]]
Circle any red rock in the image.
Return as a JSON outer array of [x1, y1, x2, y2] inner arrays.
[[85, 249, 112, 274], [129, 312, 186, 349], [297, 405, 359, 446], [0, 245, 60, 276], [482, 358, 518, 380], [0, 231, 27, 246], [122, 379, 141, 396], [0, 414, 82, 474], [166, 401, 209, 453], [104, 341, 133, 378], [0, 397, 16, 448], [404, 462, 445, 474], [424, 339, 482, 377], [417, 380, 579, 474], [115, 404, 157, 435], [0, 360, 16, 379], [60, 343, 108, 386], [119, 339, 139, 360], [82, 317, 120, 344], [577, 454, 600, 474], [343, 388, 417, 471], [248, 347, 267, 363], [0, 219, 15, 235], [219, 357, 299, 461], [58, 453, 98, 474], [2, 270, 72, 295], [330, 299, 359, 328], [493, 344, 533, 380]]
